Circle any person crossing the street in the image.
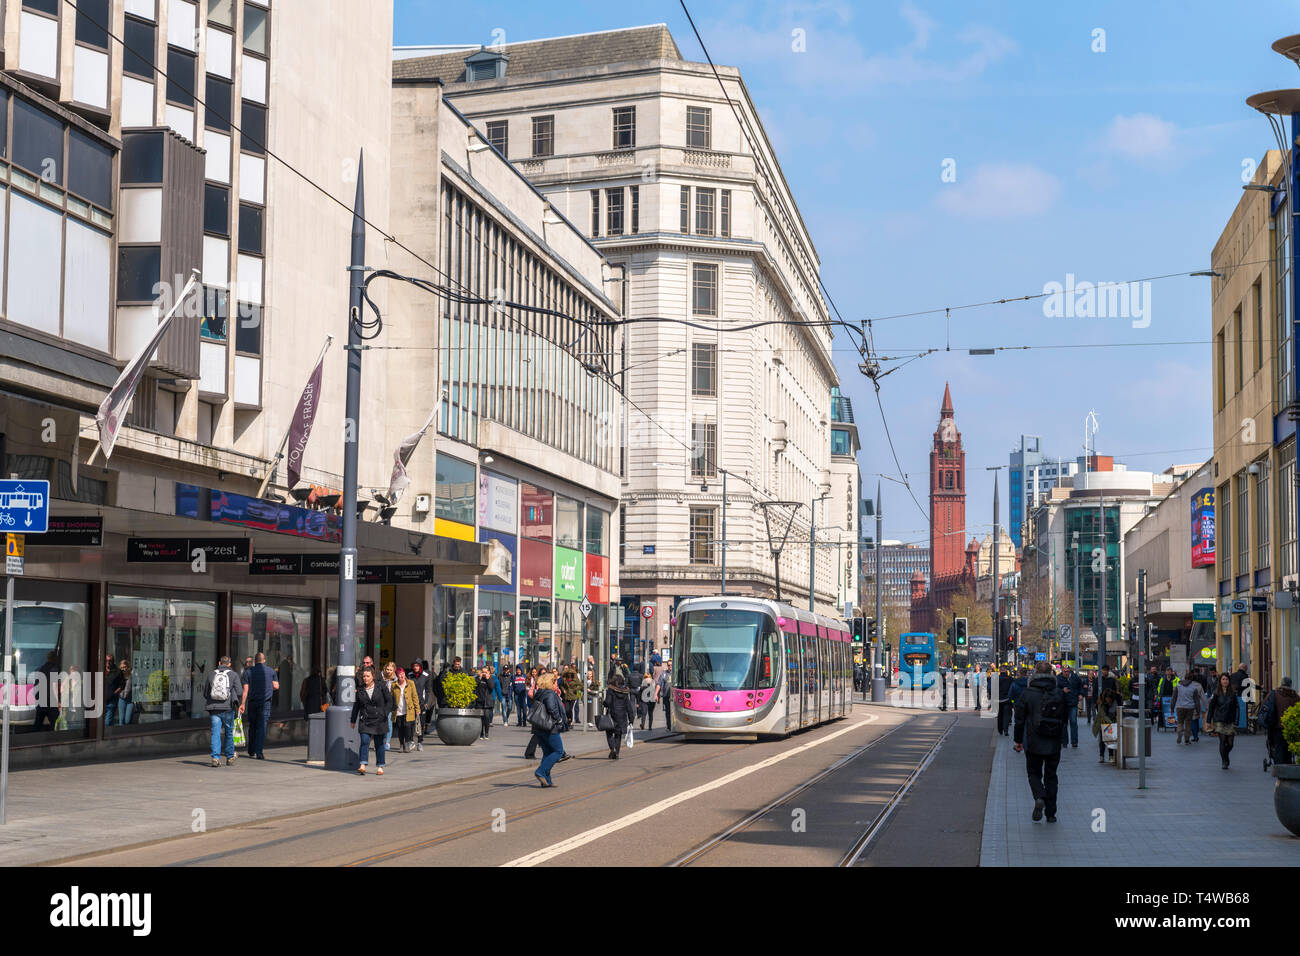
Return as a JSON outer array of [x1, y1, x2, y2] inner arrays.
[[1013, 661, 1067, 823]]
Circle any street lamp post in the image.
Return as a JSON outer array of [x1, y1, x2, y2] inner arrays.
[[872, 481, 885, 701]]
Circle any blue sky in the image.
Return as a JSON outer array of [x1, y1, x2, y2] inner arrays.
[[394, 0, 1300, 545]]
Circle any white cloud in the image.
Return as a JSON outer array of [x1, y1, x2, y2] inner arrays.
[[1104, 113, 1177, 162], [935, 163, 1061, 220]]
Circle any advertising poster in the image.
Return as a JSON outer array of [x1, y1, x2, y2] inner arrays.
[[1190, 487, 1215, 569], [553, 546, 583, 601]]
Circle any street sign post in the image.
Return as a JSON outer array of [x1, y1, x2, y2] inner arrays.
[[1, 483, 46, 826], [579, 595, 592, 620]]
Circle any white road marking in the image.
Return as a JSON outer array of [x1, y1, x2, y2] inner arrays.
[[500, 713, 881, 867]]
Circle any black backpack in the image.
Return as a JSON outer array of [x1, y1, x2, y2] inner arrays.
[[1032, 686, 1066, 739]]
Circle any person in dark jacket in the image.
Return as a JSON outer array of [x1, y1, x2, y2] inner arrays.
[[531, 672, 568, 787], [1259, 676, 1299, 767], [603, 674, 636, 759], [350, 666, 393, 775], [1092, 687, 1120, 762], [1008, 669, 1029, 711], [299, 665, 328, 721], [511, 666, 529, 727], [410, 661, 432, 750], [475, 666, 494, 740], [1228, 663, 1250, 696], [1208, 672, 1240, 769], [1014, 662, 1067, 823], [996, 669, 1013, 735], [1056, 665, 1083, 748]]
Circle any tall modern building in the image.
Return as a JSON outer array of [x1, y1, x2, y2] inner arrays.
[[878, 541, 930, 606], [394, 25, 849, 648], [1009, 435, 1078, 549]]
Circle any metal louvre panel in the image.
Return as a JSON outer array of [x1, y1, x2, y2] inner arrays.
[[154, 130, 205, 378]]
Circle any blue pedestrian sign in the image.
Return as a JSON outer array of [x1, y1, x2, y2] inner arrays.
[[1035, 652, 1047, 661], [0, 480, 49, 534]]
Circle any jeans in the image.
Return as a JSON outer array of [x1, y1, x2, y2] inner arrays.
[[119, 700, 134, 725], [1192, 716, 1200, 741], [209, 709, 237, 758], [480, 708, 492, 738], [104, 697, 118, 726], [1175, 707, 1194, 743], [246, 703, 270, 757], [359, 731, 386, 767], [537, 732, 564, 782], [515, 691, 530, 726], [394, 715, 413, 749], [1059, 706, 1078, 747], [664, 700, 672, 732], [997, 701, 1011, 735], [386, 713, 393, 749], [1024, 750, 1060, 816], [644, 701, 656, 730]]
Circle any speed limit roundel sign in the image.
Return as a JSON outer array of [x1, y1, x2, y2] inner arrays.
[[641, 604, 654, 620]]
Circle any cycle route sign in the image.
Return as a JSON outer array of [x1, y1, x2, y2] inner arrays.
[[0, 480, 48, 534]]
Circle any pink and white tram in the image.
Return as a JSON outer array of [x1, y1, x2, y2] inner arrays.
[[669, 596, 853, 738]]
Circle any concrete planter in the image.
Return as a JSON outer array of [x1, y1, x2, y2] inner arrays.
[[1272, 763, 1300, 836], [435, 708, 482, 746]]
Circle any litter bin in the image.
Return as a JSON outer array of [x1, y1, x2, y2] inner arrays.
[[307, 711, 326, 765], [1121, 716, 1151, 761]]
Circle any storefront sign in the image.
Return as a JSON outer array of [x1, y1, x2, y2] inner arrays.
[[585, 553, 610, 604], [519, 537, 553, 597], [127, 537, 249, 563], [553, 546, 582, 601], [478, 473, 518, 533], [1192, 602, 1215, 622], [249, 553, 304, 575], [1190, 487, 1215, 569], [1230, 598, 1249, 614], [1251, 595, 1269, 612], [386, 566, 434, 584], [29, 516, 103, 547], [303, 555, 339, 575]]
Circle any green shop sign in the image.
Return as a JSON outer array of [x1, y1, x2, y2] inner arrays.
[[553, 546, 582, 601], [1192, 603, 1215, 623]]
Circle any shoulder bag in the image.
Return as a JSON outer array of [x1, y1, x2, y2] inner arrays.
[[528, 697, 555, 734], [596, 713, 615, 732]]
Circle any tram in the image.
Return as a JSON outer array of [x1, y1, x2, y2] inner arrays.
[[670, 596, 853, 738]]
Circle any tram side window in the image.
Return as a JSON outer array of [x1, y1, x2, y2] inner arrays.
[[785, 632, 798, 692], [758, 624, 780, 689]]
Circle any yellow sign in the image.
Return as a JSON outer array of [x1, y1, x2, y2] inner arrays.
[[5, 534, 23, 558]]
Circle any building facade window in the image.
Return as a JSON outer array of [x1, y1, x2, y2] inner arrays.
[[691, 342, 716, 396], [1256, 459, 1270, 572], [1279, 440, 1297, 580], [629, 185, 639, 234], [1216, 330, 1226, 410], [1237, 471, 1249, 580], [123, 15, 156, 78], [694, 188, 715, 236], [165, 46, 196, 106], [1234, 306, 1243, 393], [531, 115, 554, 157], [720, 189, 731, 238], [686, 106, 711, 149], [680, 185, 690, 233], [242, 4, 268, 56], [690, 421, 717, 478], [1275, 205, 1293, 410], [435, 453, 477, 527], [1254, 280, 1264, 372], [691, 263, 718, 316], [590, 189, 600, 237], [690, 506, 716, 564], [612, 106, 635, 150], [832, 428, 850, 456], [1219, 480, 1231, 589], [606, 187, 624, 236], [486, 120, 507, 155]]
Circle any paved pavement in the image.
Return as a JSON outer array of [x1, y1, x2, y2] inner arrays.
[[0, 716, 670, 866], [981, 716, 1300, 865]]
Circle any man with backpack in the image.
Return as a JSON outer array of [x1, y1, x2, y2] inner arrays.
[[204, 655, 245, 767], [1056, 664, 1083, 748], [1014, 661, 1067, 823]]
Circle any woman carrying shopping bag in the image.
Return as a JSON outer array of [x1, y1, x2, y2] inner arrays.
[[1092, 687, 1120, 763], [600, 673, 636, 759]]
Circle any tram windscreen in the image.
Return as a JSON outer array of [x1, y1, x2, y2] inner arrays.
[[676, 608, 771, 691]]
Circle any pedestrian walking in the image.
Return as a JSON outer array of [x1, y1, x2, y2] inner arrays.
[[350, 666, 393, 775], [392, 667, 420, 752], [1207, 673, 1240, 769], [491, 665, 509, 726], [996, 669, 1012, 736], [530, 672, 569, 788], [607, 653, 630, 686], [561, 667, 582, 727], [601, 673, 636, 758], [1172, 671, 1205, 745], [1156, 667, 1179, 732], [1013, 661, 1067, 823], [639, 671, 658, 730], [381, 662, 397, 752], [475, 666, 494, 740], [1259, 677, 1299, 768], [242, 652, 278, 760], [656, 665, 672, 733], [1092, 688, 1120, 763], [1229, 662, 1250, 696], [411, 661, 431, 750], [203, 655, 244, 767], [1056, 665, 1083, 748], [299, 665, 328, 721], [512, 666, 529, 727]]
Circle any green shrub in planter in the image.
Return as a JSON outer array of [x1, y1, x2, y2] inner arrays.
[[1282, 701, 1300, 758], [1118, 675, 1131, 701], [442, 672, 478, 708]]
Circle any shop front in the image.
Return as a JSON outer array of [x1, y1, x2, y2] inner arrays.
[[477, 471, 520, 674]]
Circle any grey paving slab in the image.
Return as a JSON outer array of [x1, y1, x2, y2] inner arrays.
[[0, 718, 669, 866], [981, 719, 1300, 866]]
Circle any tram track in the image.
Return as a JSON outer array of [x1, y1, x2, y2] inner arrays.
[[668, 714, 956, 867]]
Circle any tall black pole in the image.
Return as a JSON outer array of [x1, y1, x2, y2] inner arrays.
[[992, 475, 1001, 661], [871, 480, 885, 701], [326, 153, 365, 770]]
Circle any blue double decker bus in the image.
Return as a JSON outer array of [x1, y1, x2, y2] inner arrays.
[[898, 632, 938, 689]]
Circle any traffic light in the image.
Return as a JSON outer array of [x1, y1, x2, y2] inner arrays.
[[955, 617, 968, 647], [867, 618, 878, 640], [852, 617, 865, 642]]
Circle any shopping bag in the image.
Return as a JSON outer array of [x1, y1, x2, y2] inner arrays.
[[624, 722, 635, 749], [233, 715, 246, 748], [1102, 722, 1118, 743]]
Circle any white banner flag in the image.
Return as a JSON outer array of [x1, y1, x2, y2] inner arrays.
[[385, 390, 446, 507], [96, 273, 200, 460]]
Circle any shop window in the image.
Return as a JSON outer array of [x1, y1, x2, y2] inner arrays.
[[326, 602, 373, 694], [585, 507, 609, 556], [232, 598, 313, 713], [435, 453, 476, 526], [105, 591, 217, 726], [555, 495, 582, 550], [0, 581, 90, 740]]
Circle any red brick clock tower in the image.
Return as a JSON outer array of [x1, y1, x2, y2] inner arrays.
[[930, 382, 966, 580]]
